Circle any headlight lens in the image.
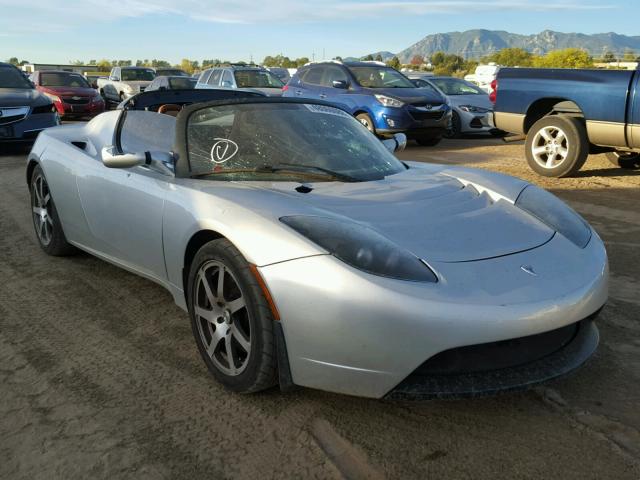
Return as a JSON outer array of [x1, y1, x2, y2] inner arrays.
[[515, 185, 591, 248], [42, 92, 61, 103], [375, 94, 404, 108], [459, 105, 490, 113], [280, 215, 437, 282]]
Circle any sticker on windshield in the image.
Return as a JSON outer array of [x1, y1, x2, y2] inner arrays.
[[304, 104, 351, 119], [210, 138, 239, 164]]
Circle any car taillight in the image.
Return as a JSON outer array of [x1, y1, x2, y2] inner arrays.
[[489, 79, 497, 103], [282, 85, 289, 92]]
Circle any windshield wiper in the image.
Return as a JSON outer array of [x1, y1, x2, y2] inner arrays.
[[261, 163, 362, 183]]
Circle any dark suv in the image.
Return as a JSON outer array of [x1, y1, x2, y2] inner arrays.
[[283, 61, 450, 145]]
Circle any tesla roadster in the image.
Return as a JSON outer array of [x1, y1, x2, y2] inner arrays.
[[26, 90, 608, 399]]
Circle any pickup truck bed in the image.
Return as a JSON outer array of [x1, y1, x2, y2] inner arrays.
[[493, 68, 640, 177]]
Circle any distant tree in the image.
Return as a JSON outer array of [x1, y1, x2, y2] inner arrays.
[[96, 59, 112, 71], [623, 49, 636, 61], [333, 56, 343, 61], [484, 47, 533, 67], [70, 60, 85, 66], [180, 59, 196, 74], [533, 49, 593, 69], [602, 50, 616, 62], [18, 60, 29, 66], [294, 57, 309, 67], [7, 57, 19, 65], [386, 56, 401, 70], [410, 55, 424, 66], [202, 59, 221, 68], [363, 54, 374, 61], [88, 60, 97, 66], [430, 51, 446, 66], [375, 54, 384, 62]]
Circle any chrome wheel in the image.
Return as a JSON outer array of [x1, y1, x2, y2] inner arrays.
[[193, 260, 251, 376], [31, 173, 53, 246], [531, 126, 569, 169]]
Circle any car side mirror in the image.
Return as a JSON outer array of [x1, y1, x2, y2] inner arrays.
[[101, 146, 175, 175], [381, 133, 407, 154], [332, 80, 348, 89]]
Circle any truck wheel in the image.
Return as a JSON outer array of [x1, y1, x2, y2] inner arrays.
[[355, 113, 375, 134], [525, 116, 588, 178], [606, 151, 640, 169]]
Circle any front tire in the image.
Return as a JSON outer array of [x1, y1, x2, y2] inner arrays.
[[187, 238, 277, 393], [525, 115, 588, 177], [444, 111, 461, 138], [30, 165, 76, 256], [355, 113, 375, 135], [606, 151, 640, 169]]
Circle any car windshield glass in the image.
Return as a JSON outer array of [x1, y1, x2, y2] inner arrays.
[[349, 66, 415, 88], [40, 72, 90, 88], [430, 78, 484, 95], [411, 79, 440, 93], [121, 69, 155, 81], [233, 70, 284, 88], [0, 66, 32, 89], [168, 77, 196, 89], [157, 69, 187, 77], [187, 102, 405, 182]]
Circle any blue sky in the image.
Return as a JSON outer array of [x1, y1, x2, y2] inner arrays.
[[0, 0, 634, 64]]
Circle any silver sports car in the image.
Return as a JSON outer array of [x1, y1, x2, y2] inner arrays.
[[26, 91, 608, 399]]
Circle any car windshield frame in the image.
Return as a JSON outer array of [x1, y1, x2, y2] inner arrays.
[[40, 72, 91, 88], [0, 66, 33, 89], [121, 68, 156, 81], [430, 78, 485, 96], [174, 98, 406, 182], [348, 65, 415, 89], [233, 69, 285, 88]]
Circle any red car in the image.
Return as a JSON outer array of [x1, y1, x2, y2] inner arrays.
[[31, 70, 105, 119]]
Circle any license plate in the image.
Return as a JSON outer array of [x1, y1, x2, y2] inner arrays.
[[0, 125, 14, 138]]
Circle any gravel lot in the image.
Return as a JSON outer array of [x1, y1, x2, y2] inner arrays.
[[1, 137, 639, 479]]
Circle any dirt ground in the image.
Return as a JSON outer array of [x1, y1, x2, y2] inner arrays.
[[1, 137, 639, 480]]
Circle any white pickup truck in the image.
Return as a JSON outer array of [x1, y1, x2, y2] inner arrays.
[[97, 67, 156, 104]]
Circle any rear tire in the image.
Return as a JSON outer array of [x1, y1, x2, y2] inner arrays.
[[525, 115, 588, 177], [187, 238, 277, 393], [355, 113, 375, 135], [30, 165, 76, 256], [415, 134, 443, 147], [606, 151, 640, 169]]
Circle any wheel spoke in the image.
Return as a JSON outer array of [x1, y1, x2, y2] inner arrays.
[[540, 128, 553, 142], [555, 131, 566, 143], [43, 193, 51, 206], [225, 334, 236, 372], [216, 266, 225, 299], [33, 182, 43, 206], [557, 147, 568, 158], [207, 326, 225, 357], [199, 271, 216, 305], [532, 146, 547, 156], [195, 306, 218, 323], [227, 297, 245, 314], [230, 323, 250, 352], [546, 155, 557, 168]]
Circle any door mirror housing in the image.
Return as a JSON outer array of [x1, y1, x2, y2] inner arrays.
[[381, 133, 407, 154], [101, 146, 174, 175], [332, 80, 348, 89]]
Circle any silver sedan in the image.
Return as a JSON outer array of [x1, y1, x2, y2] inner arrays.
[[410, 76, 501, 138], [26, 94, 607, 399]]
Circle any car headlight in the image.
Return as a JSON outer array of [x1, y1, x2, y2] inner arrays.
[[375, 94, 404, 108], [459, 105, 490, 113], [515, 185, 591, 248], [42, 92, 61, 103], [280, 215, 437, 282]]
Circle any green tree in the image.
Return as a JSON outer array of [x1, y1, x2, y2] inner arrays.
[[96, 59, 112, 71], [386, 56, 401, 70], [363, 54, 374, 61], [484, 47, 533, 67], [294, 57, 309, 67], [623, 49, 636, 61], [410, 55, 424, 66], [533, 48, 593, 69], [7, 57, 19, 65], [602, 50, 616, 62], [375, 54, 384, 62]]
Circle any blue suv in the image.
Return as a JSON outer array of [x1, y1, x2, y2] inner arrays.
[[283, 61, 451, 145]]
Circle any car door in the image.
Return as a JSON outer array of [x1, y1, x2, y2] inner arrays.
[[319, 65, 349, 102], [294, 66, 324, 99], [75, 111, 174, 282]]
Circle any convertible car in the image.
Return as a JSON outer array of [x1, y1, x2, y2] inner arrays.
[[26, 91, 608, 399]]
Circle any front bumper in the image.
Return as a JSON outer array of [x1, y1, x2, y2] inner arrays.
[[373, 104, 451, 136], [457, 108, 495, 134], [259, 231, 608, 399], [0, 112, 59, 143], [55, 99, 105, 118]]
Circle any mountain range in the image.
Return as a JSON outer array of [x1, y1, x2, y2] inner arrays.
[[353, 30, 640, 62]]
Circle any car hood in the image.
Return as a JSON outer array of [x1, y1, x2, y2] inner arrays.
[[236, 165, 554, 263], [364, 86, 444, 104], [0, 87, 50, 107], [39, 86, 96, 97], [448, 94, 492, 109]]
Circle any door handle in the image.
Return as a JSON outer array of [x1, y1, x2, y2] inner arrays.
[[319, 94, 327, 99], [295, 90, 302, 96]]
